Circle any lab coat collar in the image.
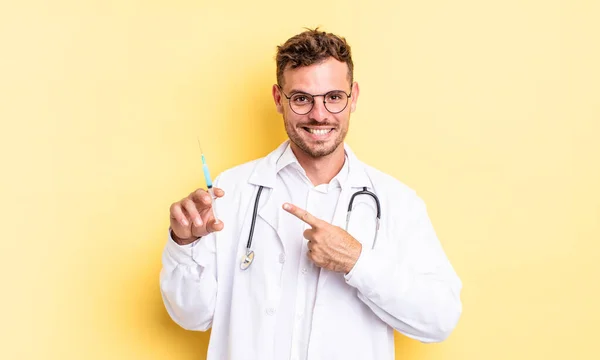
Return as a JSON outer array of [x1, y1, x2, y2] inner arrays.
[[248, 140, 372, 190], [274, 142, 300, 174]]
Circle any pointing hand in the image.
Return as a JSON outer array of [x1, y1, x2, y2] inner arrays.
[[282, 202, 362, 274]]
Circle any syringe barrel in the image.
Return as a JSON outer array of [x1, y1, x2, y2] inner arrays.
[[202, 163, 213, 188]]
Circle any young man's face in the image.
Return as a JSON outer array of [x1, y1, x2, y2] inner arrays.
[[273, 57, 359, 158]]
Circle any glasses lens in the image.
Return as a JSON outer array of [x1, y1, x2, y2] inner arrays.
[[324, 91, 349, 113], [290, 93, 314, 115]]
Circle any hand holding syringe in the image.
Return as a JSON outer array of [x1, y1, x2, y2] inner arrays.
[[168, 139, 225, 245]]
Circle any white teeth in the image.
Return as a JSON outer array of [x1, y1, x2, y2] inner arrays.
[[307, 128, 331, 135]]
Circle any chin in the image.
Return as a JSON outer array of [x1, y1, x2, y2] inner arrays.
[[296, 139, 342, 158]]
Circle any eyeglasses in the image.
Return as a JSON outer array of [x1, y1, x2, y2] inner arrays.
[[278, 86, 352, 115]]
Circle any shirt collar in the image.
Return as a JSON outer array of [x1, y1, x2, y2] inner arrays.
[[249, 140, 372, 190], [275, 142, 349, 189]]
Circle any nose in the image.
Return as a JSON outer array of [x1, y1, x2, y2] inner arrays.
[[309, 97, 328, 122]]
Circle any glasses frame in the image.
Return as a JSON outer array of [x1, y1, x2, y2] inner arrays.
[[278, 85, 352, 115]]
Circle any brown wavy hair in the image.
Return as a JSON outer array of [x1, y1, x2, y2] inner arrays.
[[276, 28, 354, 87]]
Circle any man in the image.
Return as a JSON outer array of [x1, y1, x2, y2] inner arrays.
[[160, 28, 462, 360]]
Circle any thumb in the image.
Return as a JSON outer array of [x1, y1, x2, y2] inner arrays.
[[206, 218, 225, 233]]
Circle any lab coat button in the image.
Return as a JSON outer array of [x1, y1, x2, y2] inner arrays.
[[302, 268, 307, 275], [278, 253, 286, 264], [266, 307, 276, 316]]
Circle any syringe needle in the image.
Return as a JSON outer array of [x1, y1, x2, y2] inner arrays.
[[197, 137, 203, 153]]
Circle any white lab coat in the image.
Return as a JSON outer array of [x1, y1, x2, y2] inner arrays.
[[160, 141, 463, 360]]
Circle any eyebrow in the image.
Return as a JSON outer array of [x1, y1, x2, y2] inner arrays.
[[287, 88, 346, 95], [287, 88, 309, 94]]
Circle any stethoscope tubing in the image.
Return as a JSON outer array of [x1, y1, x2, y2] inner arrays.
[[246, 185, 264, 251]]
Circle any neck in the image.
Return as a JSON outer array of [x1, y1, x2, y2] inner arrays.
[[290, 143, 346, 186]]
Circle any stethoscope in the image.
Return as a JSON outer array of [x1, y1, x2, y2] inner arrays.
[[240, 185, 381, 270]]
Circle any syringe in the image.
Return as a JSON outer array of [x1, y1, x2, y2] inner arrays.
[[197, 138, 219, 224]]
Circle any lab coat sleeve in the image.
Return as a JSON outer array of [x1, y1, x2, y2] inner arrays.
[[344, 194, 463, 343], [159, 227, 218, 331]]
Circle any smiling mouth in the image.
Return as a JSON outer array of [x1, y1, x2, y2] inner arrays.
[[302, 127, 334, 135]]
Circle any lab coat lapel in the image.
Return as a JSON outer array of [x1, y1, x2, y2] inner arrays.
[[247, 141, 290, 255], [256, 185, 287, 254]]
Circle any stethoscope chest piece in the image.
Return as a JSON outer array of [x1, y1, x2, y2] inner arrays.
[[240, 249, 254, 270]]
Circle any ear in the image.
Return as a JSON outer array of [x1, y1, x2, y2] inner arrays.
[[272, 84, 284, 114], [350, 81, 359, 113]]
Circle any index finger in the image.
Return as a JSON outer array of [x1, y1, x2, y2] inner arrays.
[[190, 189, 212, 206], [282, 203, 322, 227], [212, 187, 225, 197], [190, 187, 225, 205]]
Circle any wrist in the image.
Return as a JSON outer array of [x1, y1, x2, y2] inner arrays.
[[345, 242, 362, 274], [170, 228, 200, 246]]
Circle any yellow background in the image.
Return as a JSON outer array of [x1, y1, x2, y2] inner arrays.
[[1, 1, 598, 359]]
